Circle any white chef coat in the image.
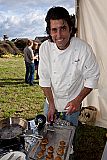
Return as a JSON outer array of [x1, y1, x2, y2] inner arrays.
[[38, 37, 100, 112]]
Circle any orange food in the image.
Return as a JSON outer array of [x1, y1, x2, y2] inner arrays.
[[45, 157, 51, 160], [47, 146, 54, 153], [54, 155, 62, 160], [46, 153, 53, 159], [37, 150, 44, 159], [41, 144, 46, 151], [59, 140, 66, 147], [56, 147, 64, 156], [41, 138, 48, 145]]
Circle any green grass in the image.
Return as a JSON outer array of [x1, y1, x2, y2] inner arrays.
[[0, 57, 45, 120], [73, 124, 107, 160]]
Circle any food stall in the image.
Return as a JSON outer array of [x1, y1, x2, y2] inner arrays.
[[0, 115, 75, 160]]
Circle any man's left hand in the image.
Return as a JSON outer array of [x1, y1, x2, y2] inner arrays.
[[64, 99, 81, 114]]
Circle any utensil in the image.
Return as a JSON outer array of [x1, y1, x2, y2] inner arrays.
[[28, 140, 41, 159], [0, 151, 26, 160], [16, 156, 22, 160], [47, 121, 55, 132], [0, 117, 27, 140], [7, 153, 14, 160]]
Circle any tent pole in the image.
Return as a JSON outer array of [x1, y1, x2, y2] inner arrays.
[[75, 0, 80, 37]]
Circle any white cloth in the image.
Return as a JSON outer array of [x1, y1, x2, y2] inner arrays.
[[77, 0, 107, 128], [38, 37, 100, 112], [24, 46, 34, 63], [101, 142, 107, 160]]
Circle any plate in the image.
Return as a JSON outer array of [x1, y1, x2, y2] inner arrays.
[[0, 151, 26, 160]]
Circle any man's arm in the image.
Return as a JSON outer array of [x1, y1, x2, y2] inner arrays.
[[65, 87, 93, 114], [42, 87, 56, 122]]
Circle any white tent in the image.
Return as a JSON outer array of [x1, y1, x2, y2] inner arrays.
[[76, 0, 107, 128]]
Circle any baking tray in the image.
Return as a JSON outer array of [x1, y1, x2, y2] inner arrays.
[[27, 125, 75, 160]]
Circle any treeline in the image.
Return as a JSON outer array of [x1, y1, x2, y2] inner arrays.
[[0, 14, 77, 58], [0, 39, 28, 57]]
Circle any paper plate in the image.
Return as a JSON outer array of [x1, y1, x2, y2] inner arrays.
[[0, 151, 26, 160]]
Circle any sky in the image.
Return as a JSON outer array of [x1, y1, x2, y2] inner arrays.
[[0, 0, 75, 40]]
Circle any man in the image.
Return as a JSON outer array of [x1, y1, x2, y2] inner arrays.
[[33, 42, 40, 80], [38, 6, 100, 126], [24, 39, 37, 86]]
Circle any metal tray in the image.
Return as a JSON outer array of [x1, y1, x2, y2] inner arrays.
[[27, 125, 75, 160]]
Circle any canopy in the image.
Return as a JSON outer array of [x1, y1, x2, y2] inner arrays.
[[76, 0, 107, 128]]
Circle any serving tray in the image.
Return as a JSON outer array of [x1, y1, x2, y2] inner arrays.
[[27, 122, 75, 160]]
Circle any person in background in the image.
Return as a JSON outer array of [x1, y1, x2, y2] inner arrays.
[[38, 6, 100, 126], [24, 39, 37, 86], [33, 42, 40, 80]]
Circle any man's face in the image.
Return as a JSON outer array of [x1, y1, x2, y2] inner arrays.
[[50, 19, 71, 50]]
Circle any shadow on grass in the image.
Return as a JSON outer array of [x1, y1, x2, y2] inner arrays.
[[0, 78, 39, 87]]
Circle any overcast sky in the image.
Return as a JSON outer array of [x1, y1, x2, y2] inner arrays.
[[0, 0, 75, 40]]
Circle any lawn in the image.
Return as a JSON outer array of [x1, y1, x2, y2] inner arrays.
[[0, 57, 45, 120], [0, 57, 107, 160], [72, 123, 107, 160]]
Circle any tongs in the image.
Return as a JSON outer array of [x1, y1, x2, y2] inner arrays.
[[24, 134, 43, 140], [47, 121, 55, 132]]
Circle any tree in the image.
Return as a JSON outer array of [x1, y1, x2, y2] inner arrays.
[[3, 34, 9, 41]]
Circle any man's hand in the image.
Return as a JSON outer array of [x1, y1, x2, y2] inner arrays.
[[41, 87, 56, 123], [65, 87, 93, 114], [65, 99, 80, 114], [47, 104, 55, 122]]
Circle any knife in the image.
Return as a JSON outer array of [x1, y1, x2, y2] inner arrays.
[[16, 156, 22, 160], [7, 153, 14, 160]]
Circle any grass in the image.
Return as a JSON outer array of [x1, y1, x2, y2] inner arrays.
[[72, 123, 107, 160], [0, 57, 45, 120], [0, 57, 107, 160]]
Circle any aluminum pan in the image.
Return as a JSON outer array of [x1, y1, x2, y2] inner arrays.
[[27, 125, 75, 160], [0, 117, 27, 140]]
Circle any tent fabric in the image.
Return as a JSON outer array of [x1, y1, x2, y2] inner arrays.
[[77, 0, 107, 128]]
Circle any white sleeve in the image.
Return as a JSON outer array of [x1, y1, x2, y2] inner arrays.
[[38, 42, 51, 87], [83, 45, 100, 89]]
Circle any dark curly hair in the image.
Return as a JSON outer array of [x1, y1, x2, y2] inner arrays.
[[45, 6, 73, 42]]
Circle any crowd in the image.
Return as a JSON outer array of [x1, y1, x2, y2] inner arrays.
[[23, 39, 40, 86]]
